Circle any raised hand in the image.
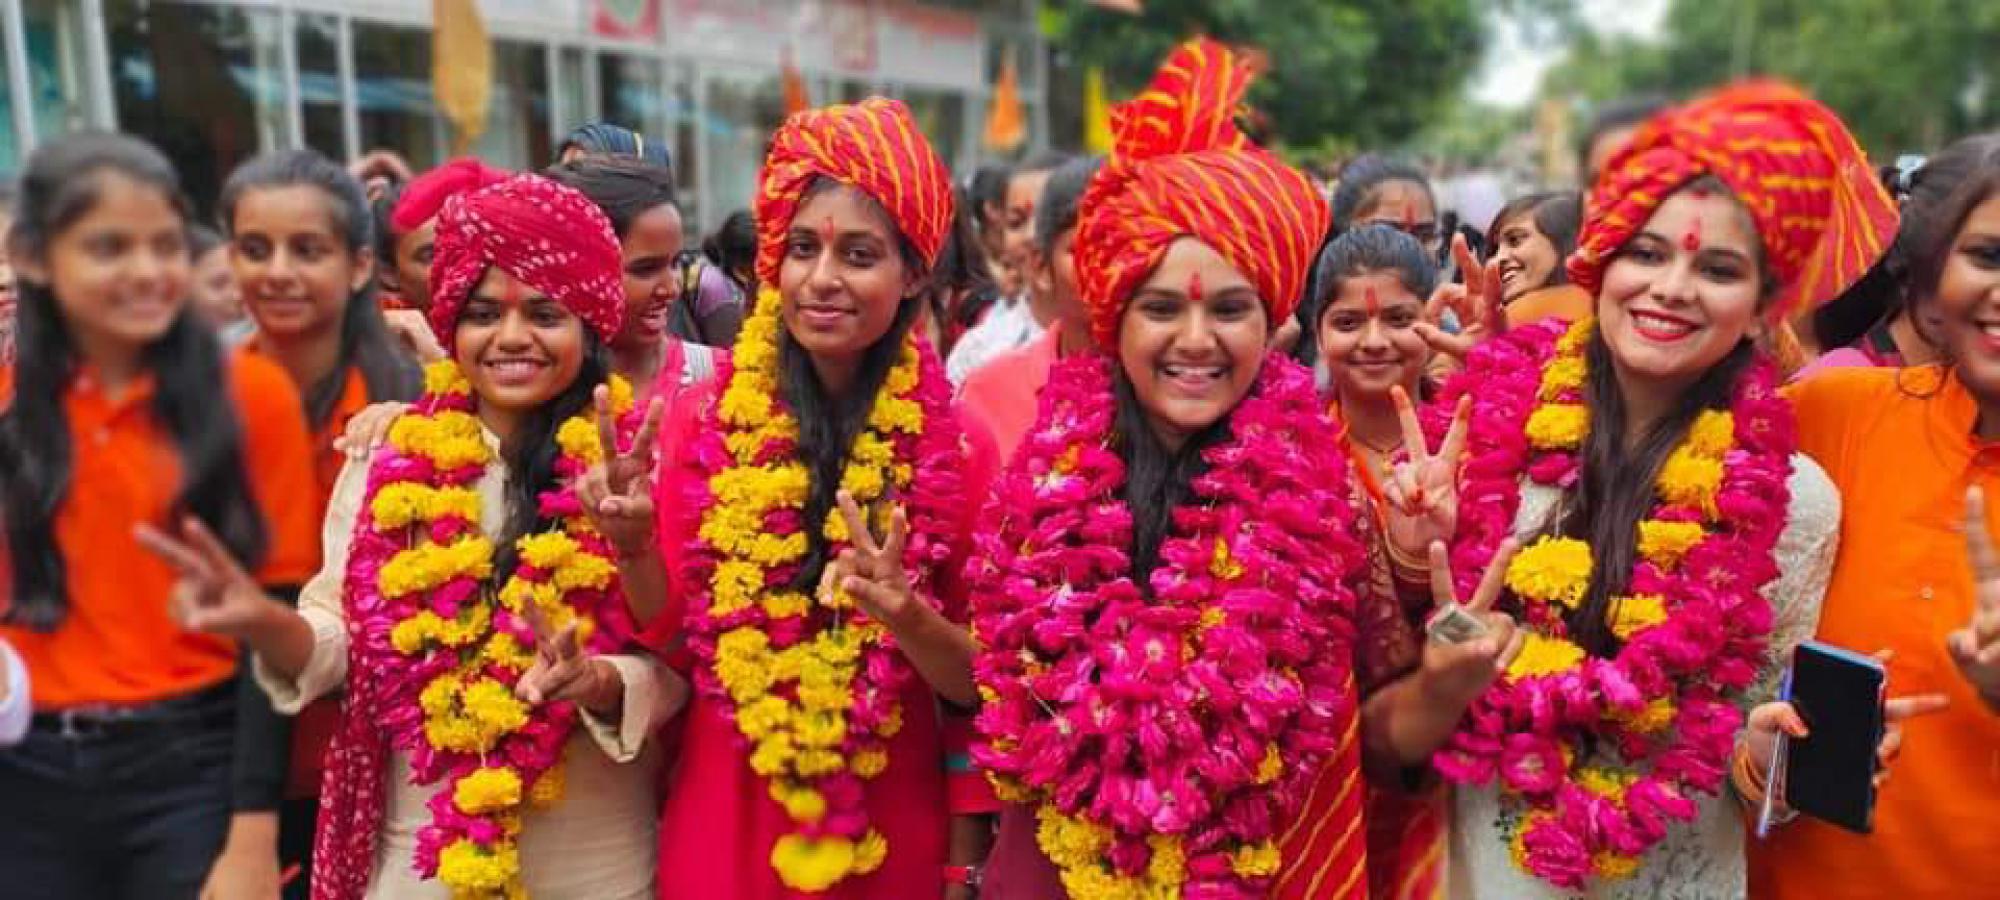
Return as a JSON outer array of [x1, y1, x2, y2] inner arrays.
[[1417, 539, 1524, 709], [577, 389, 666, 559], [1949, 487, 2000, 711], [381, 308, 446, 363], [136, 517, 284, 640], [1412, 233, 1505, 362], [1745, 649, 1950, 803], [1382, 387, 1469, 562], [831, 489, 921, 629], [514, 602, 620, 713]]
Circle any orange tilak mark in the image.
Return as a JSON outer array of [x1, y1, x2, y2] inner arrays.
[[1364, 285, 1381, 317], [1188, 271, 1204, 304], [818, 216, 838, 247], [1681, 216, 1703, 254]]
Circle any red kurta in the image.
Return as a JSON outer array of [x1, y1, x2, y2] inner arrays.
[[646, 378, 999, 900]]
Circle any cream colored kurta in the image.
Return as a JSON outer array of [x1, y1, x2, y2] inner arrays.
[[256, 434, 687, 900]]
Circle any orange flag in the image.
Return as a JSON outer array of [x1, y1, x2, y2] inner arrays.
[[781, 46, 810, 116], [433, 0, 491, 155], [983, 50, 1026, 152]]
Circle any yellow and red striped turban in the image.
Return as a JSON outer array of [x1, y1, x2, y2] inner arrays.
[[1075, 38, 1330, 350], [1568, 81, 1898, 319], [753, 97, 954, 286]]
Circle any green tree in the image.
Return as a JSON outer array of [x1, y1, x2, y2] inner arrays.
[[1044, 0, 1485, 151], [1542, 0, 2000, 156]]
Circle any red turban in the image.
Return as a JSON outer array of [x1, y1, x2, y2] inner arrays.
[[1568, 81, 1898, 320], [1075, 38, 1330, 350], [427, 174, 626, 348], [391, 157, 510, 232], [753, 97, 954, 286]]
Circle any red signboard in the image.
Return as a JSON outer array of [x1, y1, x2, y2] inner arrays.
[[593, 0, 662, 41]]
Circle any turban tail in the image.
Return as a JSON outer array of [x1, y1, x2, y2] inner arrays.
[[391, 157, 510, 232], [1076, 38, 1330, 350], [1568, 81, 1898, 320], [427, 173, 627, 348], [753, 97, 954, 286]]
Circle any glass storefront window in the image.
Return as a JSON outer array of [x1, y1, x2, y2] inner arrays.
[[701, 67, 782, 222], [23, 0, 102, 140], [352, 20, 440, 170], [104, 0, 285, 217], [557, 45, 585, 140], [599, 51, 697, 225], [297, 13, 343, 161], [466, 40, 551, 173]]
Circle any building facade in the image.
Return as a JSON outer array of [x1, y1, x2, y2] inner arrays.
[[1, 0, 1047, 229]]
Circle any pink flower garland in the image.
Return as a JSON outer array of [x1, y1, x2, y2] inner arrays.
[[1426, 319, 1796, 889], [338, 369, 639, 885], [970, 355, 1363, 897]]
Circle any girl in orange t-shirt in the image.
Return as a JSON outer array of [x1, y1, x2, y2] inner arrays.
[[212, 148, 422, 900], [0, 135, 319, 899]]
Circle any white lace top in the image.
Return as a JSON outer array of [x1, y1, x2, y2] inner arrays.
[[1446, 453, 1840, 900]]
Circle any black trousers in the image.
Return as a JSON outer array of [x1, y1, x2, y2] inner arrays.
[[0, 686, 235, 900]]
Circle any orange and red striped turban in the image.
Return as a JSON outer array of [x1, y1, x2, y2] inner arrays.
[[1568, 81, 1898, 319], [753, 97, 954, 286], [1075, 38, 1330, 350]]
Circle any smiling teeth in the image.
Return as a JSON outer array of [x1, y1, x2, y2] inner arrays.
[[1162, 365, 1225, 378], [1633, 312, 1695, 335]]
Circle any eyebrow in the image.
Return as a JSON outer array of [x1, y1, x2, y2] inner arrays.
[[788, 225, 886, 243], [1136, 283, 1257, 300]]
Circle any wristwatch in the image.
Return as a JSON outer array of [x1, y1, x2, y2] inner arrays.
[[944, 863, 984, 889]]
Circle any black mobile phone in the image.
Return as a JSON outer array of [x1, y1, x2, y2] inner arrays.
[[1783, 640, 1887, 834]]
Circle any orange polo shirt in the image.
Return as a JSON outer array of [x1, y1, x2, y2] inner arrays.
[[1754, 365, 2000, 899], [0, 354, 320, 710]]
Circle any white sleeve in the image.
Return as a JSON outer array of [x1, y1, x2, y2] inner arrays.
[[253, 453, 367, 713], [577, 654, 691, 763], [0, 640, 29, 746]]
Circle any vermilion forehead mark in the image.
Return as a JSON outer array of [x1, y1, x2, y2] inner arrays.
[[1187, 271, 1204, 304], [499, 276, 528, 306], [1681, 216, 1703, 254], [818, 216, 837, 245], [1402, 204, 1417, 228], [1364, 285, 1381, 316]]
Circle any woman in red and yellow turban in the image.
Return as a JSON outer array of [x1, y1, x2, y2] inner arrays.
[[602, 96, 1002, 898], [967, 38, 1372, 899], [1375, 81, 1910, 898]]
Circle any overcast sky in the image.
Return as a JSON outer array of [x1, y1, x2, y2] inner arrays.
[[1471, 0, 1670, 107]]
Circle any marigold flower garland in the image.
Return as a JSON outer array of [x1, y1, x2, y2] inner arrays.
[[343, 361, 639, 899], [970, 355, 1363, 899], [1427, 317, 1794, 890], [678, 286, 965, 892]]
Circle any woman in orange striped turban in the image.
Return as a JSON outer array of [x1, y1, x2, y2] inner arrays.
[[1370, 81, 1929, 899], [966, 38, 1375, 899], [591, 95, 1002, 898]]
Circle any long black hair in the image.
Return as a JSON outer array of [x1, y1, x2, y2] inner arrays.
[[219, 149, 420, 428], [492, 330, 615, 579], [0, 133, 268, 630], [1558, 175, 1764, 657], [780, 178, 930, 593], [1110, 373, 1234, 586]]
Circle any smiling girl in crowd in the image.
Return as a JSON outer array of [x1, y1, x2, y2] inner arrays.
[[0, 133, 321, 899], [147, 173, 683, 899]]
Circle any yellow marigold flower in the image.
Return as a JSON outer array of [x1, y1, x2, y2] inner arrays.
[[1614, 696, 1677, 734], [795, 749, 845, 777], [712, 561, 767, 615], [1506, 634, 1587, 679], [437, 839, 518, 893], [879, 705, 904, 738], [716, 628, 771, 662], [484, 633, 534, 670], [1609, 594, 1669, 639], [1637, 520, 1706, 568], [1505, 537, 1594, 609], [1594, 851, 1642, 881], [720, 382, 775, 427], [1539, 355, 1587, 400], [391, 614, 433, 655], [422, 360, 472, 395], [461, 678, 530, 740], [1658, 448, 1724, 512], [1255, 744, 1284, 785], [1576, 766, 1637, 799], [1557, 318, 1594, 354], [839, 465, 887, 500], [852, 748, 889, 779], [770, 783, 827, 823], [1146, 834, 1187, 885], [550, 554, 616, 592], [796, 710, 848, 749], [420, 674, 460, 716], [1229, 841, 1282, 878], [992, 776, 1032, 804], [556, 417, 601, 465], [1036, 808, 1111, 869], [1687, 410, 1736, 458], [454, 767, 523, 815], [853, 830, 889, 874], [371, 483, 482, 530], [738, 696, 793, 740], [1210, 537, 1246, 581], [770, 834, 857, 893], [749, 734, 797, 777], [604, 374, 634, 414], [1525, 403, 1590, 450], [817, 629, 863, 666]]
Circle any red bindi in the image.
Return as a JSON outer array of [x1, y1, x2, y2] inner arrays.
[[1681, 216, 1703, 254], [499, 277, 527, 307], [1401, 205, 1417, 229], [818, 216, 837, 246], [1187, 271, 1204, 304], [1364, 285, 1381, 317]]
